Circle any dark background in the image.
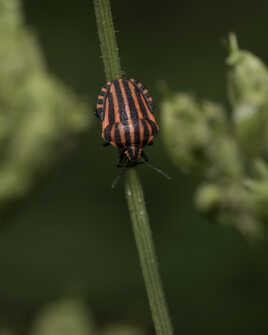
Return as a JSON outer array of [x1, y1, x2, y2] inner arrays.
[[1, 0, 268, 333]]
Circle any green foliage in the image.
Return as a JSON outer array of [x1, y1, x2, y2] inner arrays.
[[161, 93, 242, 178], [161, 34, 268, 237], [30, 299, 95, 335], [245, 160, 268, 221], [227, 34, 268, 157], [26, 298, 144, 335], [0, 0, 91, 206]]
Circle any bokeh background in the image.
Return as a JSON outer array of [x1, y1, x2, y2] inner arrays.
[[1, 0, 268, 333]]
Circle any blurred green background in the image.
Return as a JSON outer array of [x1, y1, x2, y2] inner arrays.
[[1, 0, 268, 333]]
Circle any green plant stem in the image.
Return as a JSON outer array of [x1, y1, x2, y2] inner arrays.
[[93, 1, 173, 334], [125, 169, 174, 335], [93, 0, 122, 80]]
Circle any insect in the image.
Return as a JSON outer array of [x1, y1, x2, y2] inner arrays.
[[96, 78, 170, 186]]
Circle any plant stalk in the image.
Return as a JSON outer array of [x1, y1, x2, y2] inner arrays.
[[125, 169, 174, 335], [93, 1, 174, 334], [93, 0, 122, 80]]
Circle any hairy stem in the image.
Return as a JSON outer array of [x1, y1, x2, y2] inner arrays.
[[93, 1, 174, 334], [125, 169, 174, 335], [93, 0, 122, 80]]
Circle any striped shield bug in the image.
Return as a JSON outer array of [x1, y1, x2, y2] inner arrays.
[[96, 78, 170, 186]]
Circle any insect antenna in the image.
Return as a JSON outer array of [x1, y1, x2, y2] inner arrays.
[[111, 166, 127, 189], [142, 159, 171, 180]]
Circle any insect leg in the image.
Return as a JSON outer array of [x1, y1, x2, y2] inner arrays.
[[141, 151, 149, 162], [95, 109, 104, 120], [117, 151, 126, 167]]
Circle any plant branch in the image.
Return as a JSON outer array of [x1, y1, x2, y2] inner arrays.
[[125, 169, 174, 335], [93, 1, 174, 334], [93, 0, 122, 80]]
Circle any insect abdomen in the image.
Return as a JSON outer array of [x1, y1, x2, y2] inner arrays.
[[103, 119, 158, 148]]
